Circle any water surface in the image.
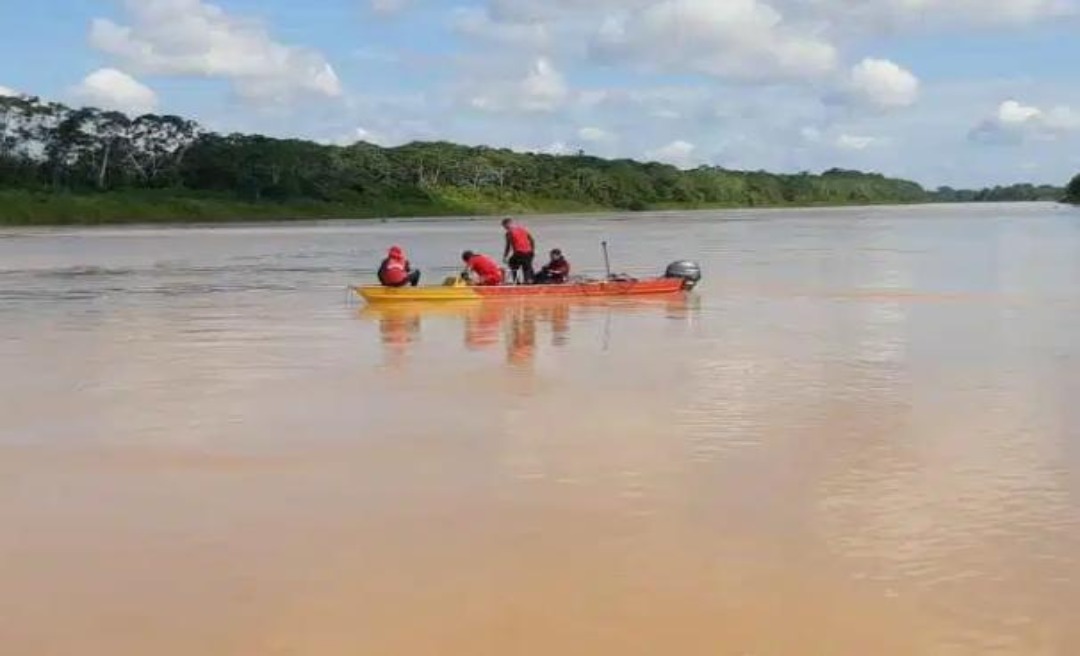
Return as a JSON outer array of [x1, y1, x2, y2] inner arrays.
[[2, 203, 1079, 655]]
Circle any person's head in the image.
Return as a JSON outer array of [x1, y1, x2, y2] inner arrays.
[[550, 248, 563, 260], [388, 245, 404, 260], [461, 250, 475, 262], [501, 218, 513, 230]]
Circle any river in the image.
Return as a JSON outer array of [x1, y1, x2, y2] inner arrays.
[[2, 202, 1079, 655]]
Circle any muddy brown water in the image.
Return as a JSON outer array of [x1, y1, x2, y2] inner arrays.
[[2, 203, 1079, 655]]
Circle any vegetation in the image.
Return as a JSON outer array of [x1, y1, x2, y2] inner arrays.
[[1065, 174, 1080, 204], [930, 183, 1064, 203], [0, 93, 1067, 225]]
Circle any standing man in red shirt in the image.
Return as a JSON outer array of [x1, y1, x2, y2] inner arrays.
[[501, 217, 536, 284], [461, 250, 505, 286]]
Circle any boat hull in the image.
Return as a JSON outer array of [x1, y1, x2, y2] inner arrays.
[[354, 277, 687, 303]]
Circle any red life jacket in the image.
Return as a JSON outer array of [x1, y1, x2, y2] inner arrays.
[[380, 257, 408, 285], [507, 225, 533, 254], [467, 253, 504, 285]]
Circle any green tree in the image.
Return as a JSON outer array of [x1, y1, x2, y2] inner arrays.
[[1065, 174, 1080, 204]]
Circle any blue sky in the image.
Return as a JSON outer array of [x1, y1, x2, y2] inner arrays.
[[2, 0, 1079, 188]]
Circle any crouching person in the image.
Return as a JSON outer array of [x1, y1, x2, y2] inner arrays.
[[534, 248, 570, 284], [378, 245, 421, 287], [461, 250, 505, 286]]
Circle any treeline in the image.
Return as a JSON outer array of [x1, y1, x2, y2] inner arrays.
[[931, 183, 1064, 203], [0, 93, 1068, 223], [1065, 174, 1080, 204]]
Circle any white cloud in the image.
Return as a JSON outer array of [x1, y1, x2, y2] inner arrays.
[[1044, 106, 1080, 132], [521, 58, 568, 110], [970, 99, 1080, 143], [767, 0, 1075, 45], [327, 125, 392, 146], [843, 58, 920, 109], [589, 0, 838, 82], [543, 141, 573, 155], [510, 141, 575, 156], [484, 0, 558, 23], [577, 90, 610, 108], [646, 139, 698, 168], [835, 134, 884, 150], [468, 57, 568, 113], [800, 126, 823, 142], [0, 85, 18, 97], [452, 7, 550, 48], [463, 0, 1077, 50], [451, 0, 1076, 87], [997, 99, 1043, 125], [801, 0, 1076, 31], [70, 68, 158, 115], [578, 126, 613, 142], [88, 0, 342, 103], [799, 124, 890, 151]]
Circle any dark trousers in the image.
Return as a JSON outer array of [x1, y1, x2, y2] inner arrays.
[[534, 270, 565, 285], [382, 270, 421, 287], [507, 252, 535, 284]]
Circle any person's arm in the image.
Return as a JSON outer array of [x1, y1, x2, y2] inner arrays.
[[528, 233, 535, 251], [503, 233, 512, 260]]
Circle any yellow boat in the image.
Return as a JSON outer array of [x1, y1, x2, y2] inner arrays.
[[353, 277, 484, 303], [353, 260, 702, 304]]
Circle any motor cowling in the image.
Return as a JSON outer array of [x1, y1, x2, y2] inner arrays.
[[664, 260, 702, 290]]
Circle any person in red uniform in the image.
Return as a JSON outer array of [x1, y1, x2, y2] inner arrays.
[[534, 248, 570, 284], [377, 245, 421, 287], [461, 250, 504, 286], [501, 217, 536, 284]]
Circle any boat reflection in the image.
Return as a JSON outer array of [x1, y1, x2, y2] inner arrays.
[[359, 295, 699, 369]]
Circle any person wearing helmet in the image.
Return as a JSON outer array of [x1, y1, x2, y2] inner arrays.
[[461, 250, 505, 286], [534, 248, 570, 284], [377, 245, 421, 287], [501, 217, 536, 284]]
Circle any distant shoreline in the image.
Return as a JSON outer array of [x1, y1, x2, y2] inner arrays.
[[2, 95, 1069, 228], [0, 189, 1063, 228]]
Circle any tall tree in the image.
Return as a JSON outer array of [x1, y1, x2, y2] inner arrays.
[[1065, 174, 1080, 204]]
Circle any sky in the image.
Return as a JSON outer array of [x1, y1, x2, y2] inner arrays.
[[1, 0, 1079, 189]]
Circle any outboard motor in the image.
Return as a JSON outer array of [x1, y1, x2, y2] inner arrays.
[[664, 260, 702, 290]]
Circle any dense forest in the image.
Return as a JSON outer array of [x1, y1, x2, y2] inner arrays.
[[1066, 174, 1080, 204], [931, 183, 1065, 202], [0, 93, 1069, 224]]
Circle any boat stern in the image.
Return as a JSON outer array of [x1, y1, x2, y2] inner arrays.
[[663, 260, 703, 290]]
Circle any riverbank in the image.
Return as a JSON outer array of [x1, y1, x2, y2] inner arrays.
[[0, 188, 944, 226], [0, 188, 614, 226]]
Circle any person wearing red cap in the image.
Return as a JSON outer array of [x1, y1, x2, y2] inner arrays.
[[461, 250, 504, 286], [377, 245, 421, 287]]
